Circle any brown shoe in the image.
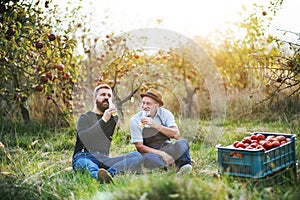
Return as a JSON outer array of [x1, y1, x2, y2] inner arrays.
[[97, 168, 113, 184]]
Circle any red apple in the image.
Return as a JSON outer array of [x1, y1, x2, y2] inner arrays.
[[244, 143, 250, 147], [36, 65, 42, 71], [250, 142, 258, 148], [276, 135, 286, 142], [256, 134, 265, 140], [35, 41, 43, 49], [46, 72, 52, 80], [63, 72, 71, 79], [250, 135, 258, 140], [134, 54, 140, 59], [251, 140, 258, 143], [256, 145, 265, 151], [236, 142, 245, 148], [272, 140, 280, 148], [40, 75, 48, 84], [48, 33, 56, 41], [6, 28, 15, 36], [233, 141, 239, 148], [246, 146, 254, 150], [266, 135, 275, 142], [287, 61, 293, 68], [56, 64, 64, 71], [242, 137, 251, 144], [259, 140, 266, 146], [35, 84, 44, 92], [276, 77, 282, 83], [280, 141, 287, 145], [263, 141, 273, 150], [162, 54, 169, 59]]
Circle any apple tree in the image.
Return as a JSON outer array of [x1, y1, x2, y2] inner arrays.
[[202, 0, 299, 118], [0, 0, 81, 125]]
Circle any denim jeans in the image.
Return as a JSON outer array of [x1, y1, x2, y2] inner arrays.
[[142, 139, 191, 170], [72, 151, 144, 179]]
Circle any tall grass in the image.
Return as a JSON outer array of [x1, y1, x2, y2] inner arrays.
[[0, 117, 299, 200]]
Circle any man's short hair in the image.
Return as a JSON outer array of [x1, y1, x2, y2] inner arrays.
[[94, 84, 112, 97]]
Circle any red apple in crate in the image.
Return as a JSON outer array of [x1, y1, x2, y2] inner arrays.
[[233, 141, 239, 148], [246, 146, 254, 150], [244, 143, 250, 147], [263, 141, 273, 150], [242, 137, 251, 144], [258, 140, 266, 146], [280, 140, 287, 145], [272, 140, 280, 148], [236, 142, 245, 148], [256, 145, 265, 151], [250, 135, 258, 141], [266, 135, 275, 142], [251, 140, 258, 143], [256, 133, 265, 140], [250, 142, 258, 148], [276, 135, 286, 142]]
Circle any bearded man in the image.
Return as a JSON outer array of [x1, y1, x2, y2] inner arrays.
[[72, 84, 143, 183]]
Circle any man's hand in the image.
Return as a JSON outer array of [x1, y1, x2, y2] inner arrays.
[[140, 117, 180, 139], [141, 117, 159, 128], [102, 108, 117, 122], [159, 151, 175, 165]]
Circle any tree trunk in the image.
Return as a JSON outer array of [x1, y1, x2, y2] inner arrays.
[[20, 103, 30, 123]]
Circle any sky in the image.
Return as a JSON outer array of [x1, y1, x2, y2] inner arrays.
[[54, 0, 299, 40]]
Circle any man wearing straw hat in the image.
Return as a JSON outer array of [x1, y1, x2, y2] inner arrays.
[[130, 88, 192, 174]]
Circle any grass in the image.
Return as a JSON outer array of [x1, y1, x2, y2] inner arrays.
[[0, 118, 299, 200]]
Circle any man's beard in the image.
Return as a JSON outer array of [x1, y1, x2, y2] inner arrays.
[[96, 99, 109, 113]]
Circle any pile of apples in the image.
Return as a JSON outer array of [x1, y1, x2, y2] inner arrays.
[[231, 133, 291, 151]]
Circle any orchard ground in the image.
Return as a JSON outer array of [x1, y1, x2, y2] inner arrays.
[[0, 117, 299, 200]]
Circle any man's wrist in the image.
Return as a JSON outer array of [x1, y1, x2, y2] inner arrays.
[[100, 117, 108, 124], [156, 124, 163, 131]]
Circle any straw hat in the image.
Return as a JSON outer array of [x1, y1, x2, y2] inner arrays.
[[140, 88, 164, 106]]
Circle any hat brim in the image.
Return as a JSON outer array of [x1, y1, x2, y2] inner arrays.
[[141, 93, 164, 106]]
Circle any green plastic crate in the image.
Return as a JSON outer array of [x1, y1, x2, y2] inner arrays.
[[217, 132, 297, 178]]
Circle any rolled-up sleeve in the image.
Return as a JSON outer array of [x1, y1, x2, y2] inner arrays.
[[159, 108, 177, 128], [129, 114, 144, 144]]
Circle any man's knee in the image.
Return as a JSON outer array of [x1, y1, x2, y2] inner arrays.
[[142, 153, 166, 168], [143, 153, 160, 160], [130, 152, 144, 161], [176, 139, 189, 150]]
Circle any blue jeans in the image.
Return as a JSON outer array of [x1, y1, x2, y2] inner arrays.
[[72, 151, 144, 179], [142, 140, 191, 170]]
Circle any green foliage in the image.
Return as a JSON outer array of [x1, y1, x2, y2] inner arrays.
[[0, 0, 82, 125]]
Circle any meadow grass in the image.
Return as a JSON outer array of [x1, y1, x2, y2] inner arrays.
[[0, 118, 299, 200]]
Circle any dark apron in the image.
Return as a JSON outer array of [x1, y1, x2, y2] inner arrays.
[[142, 127, 170, 150]]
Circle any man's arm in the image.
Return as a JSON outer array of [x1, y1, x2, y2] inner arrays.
[[77, 112, 116, 152], [153, 124, 180, 139], [141, 117, 180, 139]]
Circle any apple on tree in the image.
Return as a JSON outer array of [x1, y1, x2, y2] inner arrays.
[[56, 64, 64, 71]]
